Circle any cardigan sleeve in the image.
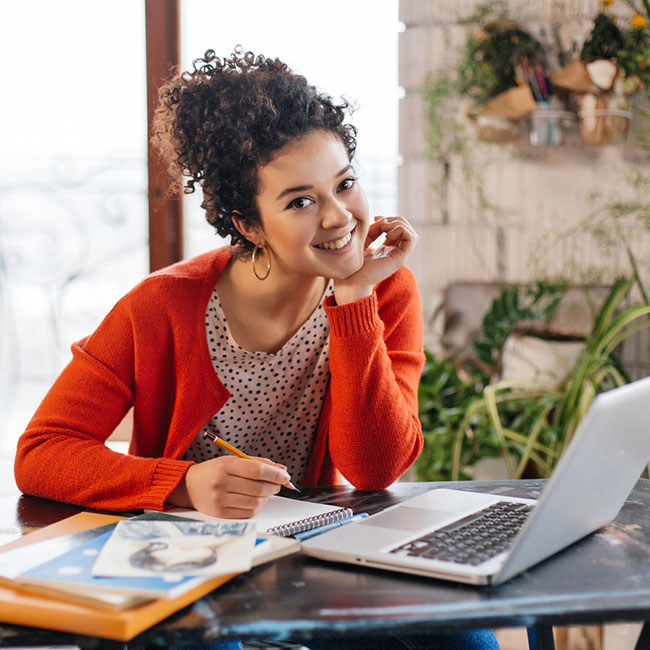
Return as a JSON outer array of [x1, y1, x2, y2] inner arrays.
[[323, 266, 425, 490], [13, 290, 193, 512]]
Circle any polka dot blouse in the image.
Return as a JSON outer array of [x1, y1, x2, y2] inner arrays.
[[183, 281, 335, 486]]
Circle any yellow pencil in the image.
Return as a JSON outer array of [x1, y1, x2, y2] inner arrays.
[[203, 431, 300, 491]]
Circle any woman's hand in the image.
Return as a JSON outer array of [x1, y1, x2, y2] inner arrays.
[[334, 216, 418, 305], [167, 456, 292, 518]]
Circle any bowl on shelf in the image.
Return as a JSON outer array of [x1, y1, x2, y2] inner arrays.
[[475, 114, 520, 143]]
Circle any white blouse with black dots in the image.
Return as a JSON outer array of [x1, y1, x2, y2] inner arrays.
[[183, 281, 334, 486]]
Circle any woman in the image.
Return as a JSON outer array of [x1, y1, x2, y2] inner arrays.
[[14, 48, 499, 650]]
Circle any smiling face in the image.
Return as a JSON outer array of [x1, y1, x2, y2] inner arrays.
[[248, 130, 370, 281]]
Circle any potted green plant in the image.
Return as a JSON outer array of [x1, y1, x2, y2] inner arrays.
[[417, 276, 650, 481], [417, 282, 565, 480], [459, 20, 545, 103]]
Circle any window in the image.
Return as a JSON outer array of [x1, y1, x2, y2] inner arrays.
[[0, 1, 148, 467]]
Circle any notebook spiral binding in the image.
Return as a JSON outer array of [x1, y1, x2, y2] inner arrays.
[[266, 508, 354, 537]]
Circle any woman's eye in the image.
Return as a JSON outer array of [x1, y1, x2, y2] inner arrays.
[[338, 177, 357, 192], [287, 197, 312, 210]]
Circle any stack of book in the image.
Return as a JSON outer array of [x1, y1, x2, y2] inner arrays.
[[0, 509, 301, 641]]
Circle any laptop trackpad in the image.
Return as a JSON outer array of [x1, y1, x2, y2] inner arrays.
[[359, 506, 454, 532]]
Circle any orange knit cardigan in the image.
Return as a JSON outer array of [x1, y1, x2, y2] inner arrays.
[[14, 248, 424, 512]]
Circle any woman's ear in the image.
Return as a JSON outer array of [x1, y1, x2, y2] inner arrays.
[[231, 211, 263, 246]]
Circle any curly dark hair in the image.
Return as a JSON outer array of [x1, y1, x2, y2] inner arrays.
[[152, 47, 358, 257]]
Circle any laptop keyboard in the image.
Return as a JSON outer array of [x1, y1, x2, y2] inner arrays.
[[389, 501, 533, 566]]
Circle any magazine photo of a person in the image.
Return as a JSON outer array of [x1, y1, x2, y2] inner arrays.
[[92, 520, 256, 579]]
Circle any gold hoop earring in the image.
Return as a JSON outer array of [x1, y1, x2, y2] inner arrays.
[[252, 244, 271, 281]]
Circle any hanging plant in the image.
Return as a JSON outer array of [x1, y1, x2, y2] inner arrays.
[[580, 12, 625, 63], [459, 20, 546, 105]]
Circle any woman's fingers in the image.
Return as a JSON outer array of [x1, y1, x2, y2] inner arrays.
[[177, 455, 292, 518], [367, 216, 418, 257], [364, 215, 391, 246], [384, 224, 418, 253], [231, 456, 291, 485], [334, 215, 419, 302], [224, 471, 286, 498], [252, 456, 288, 471], [367, 216, 417, 244]]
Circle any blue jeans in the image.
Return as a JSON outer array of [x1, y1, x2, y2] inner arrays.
[[167, 628, 500, 649]]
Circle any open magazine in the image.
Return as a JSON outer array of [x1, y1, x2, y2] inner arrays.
[[17, 518, 256, 601], [0, 512, 299, 613]]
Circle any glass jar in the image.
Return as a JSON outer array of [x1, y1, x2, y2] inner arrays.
[[528, 108, 576, 146], [578, 108, 632, 145]]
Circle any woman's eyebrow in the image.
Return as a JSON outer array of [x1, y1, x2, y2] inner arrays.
[[276, 184, 311, 200], [275, 164, 353, 201]]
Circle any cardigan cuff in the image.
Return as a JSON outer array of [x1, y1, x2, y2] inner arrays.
[[323, 292, 381, 337], [140, 457, 193, 510]]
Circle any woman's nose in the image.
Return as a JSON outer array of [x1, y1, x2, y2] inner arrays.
[[321, 198, 351, 228]]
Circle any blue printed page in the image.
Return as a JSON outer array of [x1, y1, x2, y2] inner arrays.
[[17, 520, 257, 600], [17, 531, 204, 599]]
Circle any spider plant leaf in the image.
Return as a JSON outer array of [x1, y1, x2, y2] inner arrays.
[[556, 346, 597, 429], [595, 307, 650, 357], [451, 409, 475, 480], [483, 386, 517, 477], [598, 364, 628, 388], [590, 277, 633, 345], [513, 402, 555, 478], [501, 428, 558, 458], [524, 449, 555, 477]]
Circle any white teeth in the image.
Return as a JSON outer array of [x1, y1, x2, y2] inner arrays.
[[317, 231, 352, 250]]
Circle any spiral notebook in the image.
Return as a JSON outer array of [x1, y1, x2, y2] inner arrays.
[[163, 496, 351, 537], [266, 507, 354, 537]]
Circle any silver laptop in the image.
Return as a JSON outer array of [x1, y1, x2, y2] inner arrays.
[[302, 376, 650, 585]]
